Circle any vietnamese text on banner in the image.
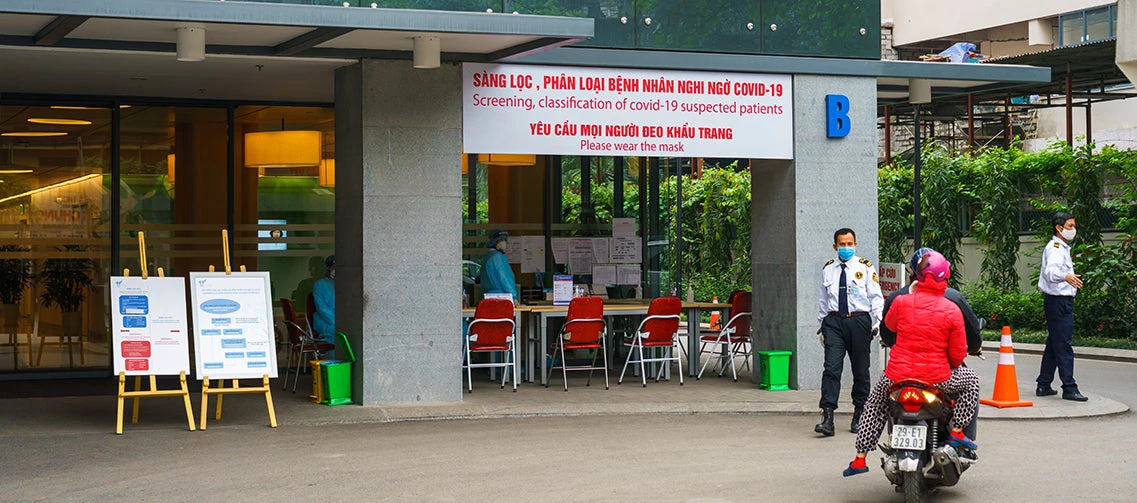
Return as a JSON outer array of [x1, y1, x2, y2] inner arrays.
[[463, 63, 793, 159]]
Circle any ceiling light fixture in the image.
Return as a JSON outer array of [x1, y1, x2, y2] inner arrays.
[[0, 169, 34, 174], [1, 132, 67, 137], [244, 131, 322, 168], [176, 26, 206, 62], [413, 36, 441, 69], [27, 118, 93, 126]]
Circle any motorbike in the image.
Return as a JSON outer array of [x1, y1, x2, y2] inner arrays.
[[879, 379, 976, 503]]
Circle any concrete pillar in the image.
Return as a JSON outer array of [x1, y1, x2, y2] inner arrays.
[[751, 75, 880, 391], [335, 60, 463, 404]]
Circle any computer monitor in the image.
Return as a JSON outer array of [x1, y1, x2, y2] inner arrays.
[[605, 285, 636, 299]]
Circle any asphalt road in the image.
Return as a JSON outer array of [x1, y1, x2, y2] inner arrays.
[[3, 354, 1134, 502]]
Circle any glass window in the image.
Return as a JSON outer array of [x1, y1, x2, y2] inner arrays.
[[0, 104, 112, 371], [1059, 12, 1084, 46], [1086, 6, 1112, 42]]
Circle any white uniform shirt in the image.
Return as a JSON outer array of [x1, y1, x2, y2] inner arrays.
[[1038, 236, 1078, 297], [817, 255, 884, 325]]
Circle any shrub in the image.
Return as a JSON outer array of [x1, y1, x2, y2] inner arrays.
[[961, 284, 1046, 331]]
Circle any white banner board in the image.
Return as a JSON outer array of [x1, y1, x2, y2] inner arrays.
[[110, 276, 191, 376], [878, 262, 908, 298], [189, 272, 279, 379], [463, 63, 793, 159]]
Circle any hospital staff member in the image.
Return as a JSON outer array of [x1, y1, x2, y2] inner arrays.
[[480, 230, 518, 302], [312, 255, 336, 344]]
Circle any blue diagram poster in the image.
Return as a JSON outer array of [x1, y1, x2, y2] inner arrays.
[[110, 276, 191, 376], [189, 272, 279, 379]]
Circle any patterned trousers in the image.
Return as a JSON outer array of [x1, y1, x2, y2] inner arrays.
[[854, 366, 980, 453]]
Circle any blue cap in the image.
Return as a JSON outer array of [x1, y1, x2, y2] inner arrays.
[[488, 230, 508, 248]]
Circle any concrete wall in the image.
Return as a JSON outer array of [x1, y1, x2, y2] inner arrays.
[[885, 0, 1112, 46], [752, 75, 880, 391], [336, 59, 463, 405], [1027, 99, 1137, 152]]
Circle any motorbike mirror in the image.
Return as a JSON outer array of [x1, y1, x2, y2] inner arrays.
[[978, 318, 987, 331]]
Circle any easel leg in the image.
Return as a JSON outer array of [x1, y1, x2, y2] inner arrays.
[[216, 380, 232, 421], [199, 377, 210, 430], [131, 376, 142, 424], [263, 375, 278, 428], [116, 372, 126, 435], [179, 371, 196, 431]]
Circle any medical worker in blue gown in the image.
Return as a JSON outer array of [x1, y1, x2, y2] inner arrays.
[[312, 255, 336, 344], [480, 230, 517, 303]]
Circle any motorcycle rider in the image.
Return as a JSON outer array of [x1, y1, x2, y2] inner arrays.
[[844, 251, 980, 476], [880, 247, 983, 440]]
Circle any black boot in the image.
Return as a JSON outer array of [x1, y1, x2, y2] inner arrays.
[[850, 405, 863, 434], [815, 408, 835, 437]]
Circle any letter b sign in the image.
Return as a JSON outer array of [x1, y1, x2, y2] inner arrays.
[[826, 94, 851, 138]]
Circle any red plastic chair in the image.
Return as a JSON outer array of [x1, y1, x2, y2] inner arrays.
[[280, 298, 335, 393], [619, 297, 683, 387], [697, 290, 753, 381], [546, 296, 608, 391], [463, 299, 517, 392]]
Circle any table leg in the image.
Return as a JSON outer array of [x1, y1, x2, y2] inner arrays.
[[514, 312, 521, 386], [686, 307, 702, 376]]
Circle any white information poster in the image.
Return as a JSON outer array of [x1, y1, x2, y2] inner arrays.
[[878, 263, 908, 297], [551, 237, 571, 265], [189, 272, 279, 379], [591, 264, 617, 286], [520, 235, 546, 273], [110, 276, 191, 376], [610, 236, 642, 263], [612, 217, 636, 237], [617, 265, 642, 286], [568, 238, 595, 274], [553, 275, 573, 306], [463, 63, 793, 158]]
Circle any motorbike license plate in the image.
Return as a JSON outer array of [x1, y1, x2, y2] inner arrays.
[[890, 424, 927, 450]]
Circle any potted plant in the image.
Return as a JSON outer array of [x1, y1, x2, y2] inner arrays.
[[39, 257, 94, 338], [0, 245, 32, 333]]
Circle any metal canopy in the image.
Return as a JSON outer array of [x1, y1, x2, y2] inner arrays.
[[881, 39, 1129, 113], [0, 0, 593, 61]]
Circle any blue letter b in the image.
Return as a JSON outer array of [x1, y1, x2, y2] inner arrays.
[[826, 94, 850, 138]]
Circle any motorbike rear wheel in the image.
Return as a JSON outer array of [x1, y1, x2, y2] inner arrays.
[[903, 470, 926, 503]]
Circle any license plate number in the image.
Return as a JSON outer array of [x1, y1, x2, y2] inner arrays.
[[890, 424, 927, 450]]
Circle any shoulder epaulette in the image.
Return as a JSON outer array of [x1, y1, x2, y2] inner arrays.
[[1052, 242, 1060, 248], [824, 259, 834, 268], [859, 258, 873, 267]]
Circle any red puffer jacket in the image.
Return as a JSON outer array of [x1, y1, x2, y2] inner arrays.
[[883, 277, 967, 383]]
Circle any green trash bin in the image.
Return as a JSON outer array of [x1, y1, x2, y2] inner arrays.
[[757, 350, 792, 391], [320, 332, 356, 406]]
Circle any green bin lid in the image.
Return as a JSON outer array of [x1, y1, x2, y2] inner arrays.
[[757, 350, 793, 356], [335, 332, 356, 363]]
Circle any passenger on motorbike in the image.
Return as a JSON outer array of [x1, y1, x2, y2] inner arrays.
[[844, 251, 980, 476]]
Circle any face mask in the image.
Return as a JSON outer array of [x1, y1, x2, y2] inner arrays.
[[496, 241, 508, 252], [1060, 228, 1076, 241], [837, 247, 855, 262], [328, 270, 336, 280]]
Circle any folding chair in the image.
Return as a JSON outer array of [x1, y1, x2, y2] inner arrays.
[[697, 290, 753, 382], [462, 299, 517, 392], [546, 296, 608, 391], [280, 298, 334, 393], [619, 297, 683, 387]]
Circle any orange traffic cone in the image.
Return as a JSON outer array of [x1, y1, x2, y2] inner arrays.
[[708, 296, 721, 330], [979, 326, 1033, 408]]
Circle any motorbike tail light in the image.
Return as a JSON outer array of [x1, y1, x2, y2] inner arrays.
[[898, 387, 924, 412]]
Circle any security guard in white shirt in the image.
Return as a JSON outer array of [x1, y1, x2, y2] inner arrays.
[[1035, 212, 1087, 402], [814, 228, 884, 437]]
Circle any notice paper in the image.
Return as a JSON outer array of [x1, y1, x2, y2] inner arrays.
[[591, 264, 617, 286], [110, 276, 191, 376], [520, 235, 545, 273], [569, 238, 595, 274], [552, 237, 571, 265], [616, 265, 642, 286], [610, 236, 642, 263], [612, 217, 636, 237], [189, 272, 279, 379], [591, 238, 609, 264]]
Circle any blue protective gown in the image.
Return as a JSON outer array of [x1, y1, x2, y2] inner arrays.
[[312, 276, 335, 343], [480, 248, 518, 302]]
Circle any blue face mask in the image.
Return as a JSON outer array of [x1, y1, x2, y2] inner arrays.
[[837, 247, 855, 262]]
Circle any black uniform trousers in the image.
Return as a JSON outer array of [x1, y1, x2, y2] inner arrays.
[[819, 312, 872, 410], [1038, 294, 1078, 392]]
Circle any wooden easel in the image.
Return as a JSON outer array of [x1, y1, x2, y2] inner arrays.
[[115, 232, 196, 435], [199, 229, 278, 430]]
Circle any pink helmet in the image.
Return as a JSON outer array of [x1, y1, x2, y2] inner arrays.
[[917, 250, 951, 282]]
